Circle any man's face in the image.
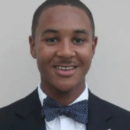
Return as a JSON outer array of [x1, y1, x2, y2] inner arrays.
[[29, 6, 97, 92]]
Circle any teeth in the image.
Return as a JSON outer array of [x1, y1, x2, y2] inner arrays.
[[56, 66, 74, 70]]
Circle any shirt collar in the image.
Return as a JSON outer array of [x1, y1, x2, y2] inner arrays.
[[38, 82, 89, 107], [37, 82, 89, 129]]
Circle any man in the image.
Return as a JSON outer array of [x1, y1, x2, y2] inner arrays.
[[0, 0, 130, 130]]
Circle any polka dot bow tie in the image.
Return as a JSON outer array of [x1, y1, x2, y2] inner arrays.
[[41, 96, 88, 124]]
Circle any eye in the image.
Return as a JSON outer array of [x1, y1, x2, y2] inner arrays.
[[46, 38, 58, 43], [73, 38, 84, 44]]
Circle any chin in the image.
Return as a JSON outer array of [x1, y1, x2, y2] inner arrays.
[[53, 80, 78, 92], [56, 86, 73, 92]]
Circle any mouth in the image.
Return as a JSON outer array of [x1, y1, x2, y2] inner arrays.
[[54, 66, 77, 70], [53, 65, 78, 77]]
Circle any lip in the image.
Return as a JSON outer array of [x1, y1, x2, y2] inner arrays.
[[53, 66, 78, 77], [53, 64, 78, 67]]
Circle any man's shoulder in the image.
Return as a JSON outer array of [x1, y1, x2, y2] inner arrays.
[[94, 94, 130, 123], [88, 93, 130, 129], [0, 89, 39, 130], [0, 89, 38, 121], [0, 97, 25, 120], [100, 96, 130, 115], [0, 97, 26, 129]]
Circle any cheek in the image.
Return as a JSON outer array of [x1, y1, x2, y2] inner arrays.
[[36, 43, 54, 59], [77, 45, 93, 61], [37, 43, 52, 55], [77, 46, 93, 73], [36, 44, 56, 70]]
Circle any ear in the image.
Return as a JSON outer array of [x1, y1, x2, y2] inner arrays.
[[29, 36, 37, 59], [92, 36, 98, 57]]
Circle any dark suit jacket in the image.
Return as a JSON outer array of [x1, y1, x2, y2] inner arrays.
[[0, 89, 130, 130]]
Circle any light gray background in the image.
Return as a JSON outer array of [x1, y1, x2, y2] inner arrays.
[[0, 0, 130, 110]]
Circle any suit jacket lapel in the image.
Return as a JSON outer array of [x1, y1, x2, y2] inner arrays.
[[87, 90, 113, 130], [13, 89, 46, 130], [12, 88, 114, 130]]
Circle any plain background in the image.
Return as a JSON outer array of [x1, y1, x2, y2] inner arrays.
[[0, 0, 130, 110]]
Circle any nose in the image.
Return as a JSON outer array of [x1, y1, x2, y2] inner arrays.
[[56, 40, 76, 58]]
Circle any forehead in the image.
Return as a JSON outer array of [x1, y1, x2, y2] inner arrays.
[[36, 5, 91, 34]]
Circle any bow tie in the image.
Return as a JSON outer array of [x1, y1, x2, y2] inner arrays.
[[41, 96, 88, 124]]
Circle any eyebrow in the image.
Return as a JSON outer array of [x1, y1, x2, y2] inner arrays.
[[74, 29, 89, 35], [41, 29, 89, 36], [41, 29, 59, 36]]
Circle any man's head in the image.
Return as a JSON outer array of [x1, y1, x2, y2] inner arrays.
[[31, 0, 95, 40], [29, 0, 98, 98]]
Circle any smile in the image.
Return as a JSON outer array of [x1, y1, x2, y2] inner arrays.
[[55, 66, 76, 71], [53, 65, 78, 77]]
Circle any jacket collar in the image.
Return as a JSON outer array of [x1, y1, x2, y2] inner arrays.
[[13, 89, 46, 130], [87, 90, 113, 130], [13, 89, 113, 130]]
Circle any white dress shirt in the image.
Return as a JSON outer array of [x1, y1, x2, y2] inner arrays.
[[38, 83, 89, 130]]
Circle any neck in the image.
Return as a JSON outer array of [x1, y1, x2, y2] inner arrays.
[[40, 80, 86, 106]]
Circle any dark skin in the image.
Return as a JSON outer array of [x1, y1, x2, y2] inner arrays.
[[29, 6, 98, 105]]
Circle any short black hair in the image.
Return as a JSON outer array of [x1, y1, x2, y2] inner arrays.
[[31, 0, 95, 39]]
